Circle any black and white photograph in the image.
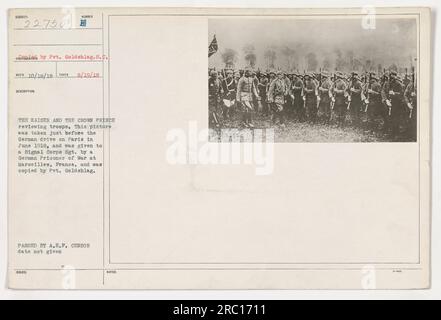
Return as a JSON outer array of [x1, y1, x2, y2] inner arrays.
[[208, 17, 418, 142]]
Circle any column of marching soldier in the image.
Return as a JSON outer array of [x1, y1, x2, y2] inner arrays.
[[209, 65, 417, 140]]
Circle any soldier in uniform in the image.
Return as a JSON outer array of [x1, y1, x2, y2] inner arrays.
[[283, 72, 292, 118], [265, 70, 277, 116], [347, 72, 363, 126], [381, 70, 406, 139], [291, 73, 305, 122], [404, 73, 417, 141], [268, 70, 288, 127], [283, 72, 290, 85], [302, 73, 318, 123], [317, 72, 333, 124], [364, 74, 384, 132], [236, 67, 259, 128], [331, 71, 349, 127], [208, 70, 223, 128], [250, 69, 261, 112], [258, 72, 269, 116], [221, 68, 237, 121]]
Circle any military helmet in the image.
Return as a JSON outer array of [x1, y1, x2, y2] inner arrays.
[[335, 71, 345, 79]]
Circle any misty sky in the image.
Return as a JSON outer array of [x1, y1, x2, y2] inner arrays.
[[208, 17, 417, 71]]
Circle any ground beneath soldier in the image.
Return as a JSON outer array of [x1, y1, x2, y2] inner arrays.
[[210, 114, 412, 143], [274, 122, 380, 143]]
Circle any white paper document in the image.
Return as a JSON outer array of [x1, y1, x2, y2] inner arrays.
[[8, 7, 431, 289]]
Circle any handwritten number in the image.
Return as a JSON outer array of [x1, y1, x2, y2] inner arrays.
[[23, 19, 65, 29]]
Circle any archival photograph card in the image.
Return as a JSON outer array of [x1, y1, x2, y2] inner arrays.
[[8, 7, 431, 289]]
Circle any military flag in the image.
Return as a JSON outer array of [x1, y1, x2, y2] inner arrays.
[[208, 35, 218, 57]]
